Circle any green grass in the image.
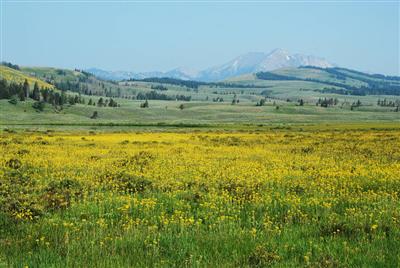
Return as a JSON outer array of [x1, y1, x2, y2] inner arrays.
[[1, 98, 399, 129]]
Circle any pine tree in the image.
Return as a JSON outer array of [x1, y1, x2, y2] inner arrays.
[[41, 88, 49, 102], [18, 84, 26, 101], [33, 82, 40, 101], [141, 99, 149, 108], [97, 97, 104, 107], [23, 79, 30, 99], [0, 79, 10, 99]]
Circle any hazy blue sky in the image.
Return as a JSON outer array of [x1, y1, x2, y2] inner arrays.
[[1, 1, 399, 75]]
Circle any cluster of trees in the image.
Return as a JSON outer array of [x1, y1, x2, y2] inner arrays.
[[211, 82, 265, 89], [316, 87, 347, 95], [91, 97, 119, 107], [1, 79, 30, 100], [0, 78, 119, 110], [65, 94, 85, 105], [319, 83, 400, 96], [150, 85, 168, 91], [256, 98, 267, 106], [350, 100, 362, 110], [212, 90, 258, 96], [0, 79, 60, 104], [1, 61, 20, 70], [212, 97, 224, 102], [55, 81, 77, 91], [316, 97, 339, 108], [377, 99, 400, 108], [256, 72, 297, 81], [136, 91, 191, 101], [231, 94, 240, 105]]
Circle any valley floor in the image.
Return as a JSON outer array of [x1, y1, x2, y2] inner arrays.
[[1, 99, 400, 129]]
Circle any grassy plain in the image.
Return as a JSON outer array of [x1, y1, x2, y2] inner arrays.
[[0, 127, 399, 267], [1, 99, 399, 129]]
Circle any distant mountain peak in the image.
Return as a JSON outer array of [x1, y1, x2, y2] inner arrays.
[[86, 49, 335, 82], [197, 49, 334, 81]]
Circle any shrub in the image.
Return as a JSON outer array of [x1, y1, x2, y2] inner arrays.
[[32, 101, 45, 112], [90, 111, 98, 119], [43, 179, 84, 210], [102, 172, 153, 194], [8, 97, 17, 105], [6, 158, 22, 169]]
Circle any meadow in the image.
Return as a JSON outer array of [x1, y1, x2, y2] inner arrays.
[[1, 98, 399, 128], [0, 127, 399, 267]]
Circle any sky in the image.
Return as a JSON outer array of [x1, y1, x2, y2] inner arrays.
[[1, 1, 399, 75]]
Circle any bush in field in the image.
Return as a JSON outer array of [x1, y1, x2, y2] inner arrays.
[[90, 111, 98, 119], [6, 158, 22, 169], [101, 171, 152, 194], [140, 99, 149, 108], [32, 101, 45, 112], [8, 96, 18, 105], [43, 179, 83, 211]]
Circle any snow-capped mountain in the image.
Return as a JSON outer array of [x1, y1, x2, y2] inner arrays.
[[196, 52, 266, 82], [86, 49, 334, 82], [197, 49, 334, 81]]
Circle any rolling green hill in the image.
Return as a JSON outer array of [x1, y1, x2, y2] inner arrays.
[[255, 66, 400, 96], [1, 63, 399, 128]]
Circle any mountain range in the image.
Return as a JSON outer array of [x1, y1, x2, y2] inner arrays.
[[86, 48, 334, 82]]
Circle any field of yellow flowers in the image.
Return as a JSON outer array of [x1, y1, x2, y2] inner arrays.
[[0, 128, 399, 267]]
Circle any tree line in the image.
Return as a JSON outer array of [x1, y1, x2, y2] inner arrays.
[[136, 91, 191, 101], [127, 77, 266, 90], [377, 99, 400, 108], [1, 61, 20, 70], [0, 78, 119, 108]]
